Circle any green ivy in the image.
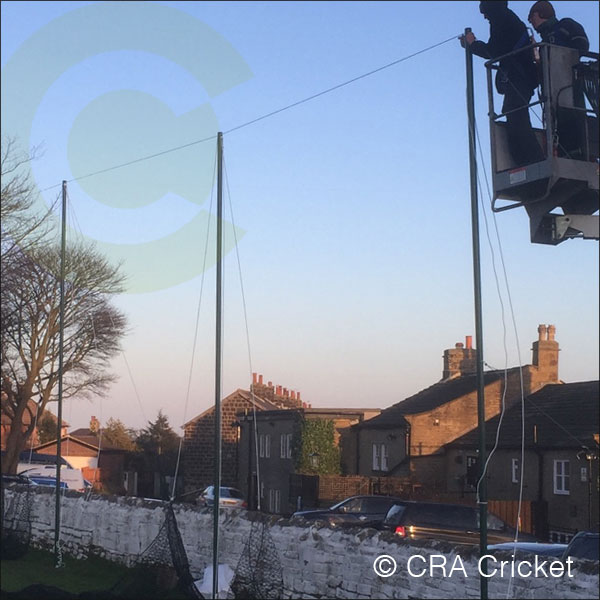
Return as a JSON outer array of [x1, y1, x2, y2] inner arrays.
[[293, 419, 341, 475]]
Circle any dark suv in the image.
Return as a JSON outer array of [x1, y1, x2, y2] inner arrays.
[[561, 531, 599, 562], [292, 495, 404, 528], [381, 501, 536, 545]]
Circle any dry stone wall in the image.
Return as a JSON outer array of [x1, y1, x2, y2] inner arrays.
[[3, 486, 598, 599]]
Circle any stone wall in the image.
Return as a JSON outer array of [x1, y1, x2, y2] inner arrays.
[[3, 486, 598, 599]]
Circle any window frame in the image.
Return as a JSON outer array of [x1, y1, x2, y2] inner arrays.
[[553, 459, 570, 495], [372, 443, 380, 470], [511, 458, 520, 484], [380, 443, 389, 472], [372, 443, 388, 472], [269, 488, 281, 513]]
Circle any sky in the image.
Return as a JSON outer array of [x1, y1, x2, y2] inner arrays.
[[1, 1, 599, 434]]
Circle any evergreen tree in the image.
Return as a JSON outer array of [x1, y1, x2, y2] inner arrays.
[[136, 410, 180, 455]]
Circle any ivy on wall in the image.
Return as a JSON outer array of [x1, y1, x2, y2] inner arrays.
[[293, 419, 341, 475]]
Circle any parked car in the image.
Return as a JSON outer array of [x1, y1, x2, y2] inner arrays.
[[18, 465, 86, 492], [381, 500, 538, 545], [24, 475, 68, 489], [200, 486, 247, 509], [561, 531, 599, 562], [488, 542, 568, 557], [292, 495, 405, 528], [1, 474, 35, 486]]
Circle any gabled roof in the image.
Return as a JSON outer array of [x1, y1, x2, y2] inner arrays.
[[448, 381, 599, 449], [34, 430, 124, 453], [356, 370, 509, 430], [183, 388, 285, 427]]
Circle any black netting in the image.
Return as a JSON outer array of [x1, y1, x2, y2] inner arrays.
[[109, 502, 204, 600], [576, 61, 599, 117], [231, 520, 283, 600], [1, 483, 33, 560]]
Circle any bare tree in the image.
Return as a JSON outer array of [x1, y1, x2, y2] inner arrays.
[[1, 136, 55, 260], [1, 242, 127, 474]]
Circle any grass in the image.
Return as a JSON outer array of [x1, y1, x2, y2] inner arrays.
[[1, 548, 130, 594], [0, 548, 189, 598]]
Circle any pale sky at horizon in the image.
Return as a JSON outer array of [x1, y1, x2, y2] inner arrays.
[[2, 1, 598, 433]]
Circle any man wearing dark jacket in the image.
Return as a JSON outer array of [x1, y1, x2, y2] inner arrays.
[[528, 0, 589, 54], [463, 1, 543, 167], [528, 0, 591, 160]]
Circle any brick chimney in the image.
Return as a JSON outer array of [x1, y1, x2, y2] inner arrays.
[[532, 324, 559, 382], [89, 415, 100, 433], [442, 336, 477, 379], [250, 374, 302, 408]]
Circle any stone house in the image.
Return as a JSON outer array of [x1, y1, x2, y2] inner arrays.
[[182, 374, 302, 495], [349, 325, 562, 492], [445, 380, 599, 542], [237, 407, 380, 515]]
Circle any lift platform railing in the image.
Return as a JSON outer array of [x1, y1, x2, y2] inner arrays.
[[483, 43, 599, 245]]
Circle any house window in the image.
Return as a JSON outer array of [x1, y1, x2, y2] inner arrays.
[[269, 488, 281, 513], [372, 443, 388, 472], [280, 433, 293, 459], [511, 458, 520, 484], [381, 444, 388, 472], [553, 460, 570, 495], [259, 434, 271, 458], [466, 456, 478, 487]]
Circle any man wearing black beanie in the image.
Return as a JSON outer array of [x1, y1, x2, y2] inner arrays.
[[461, 1, 544, 167]]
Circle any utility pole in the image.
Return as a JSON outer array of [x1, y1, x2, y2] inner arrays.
[[54, 180, 67, 569], [212, 132, 224, 600], [464, 28, 488, 600]]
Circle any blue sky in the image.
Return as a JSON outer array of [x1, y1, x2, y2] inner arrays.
[[2, 1, 598, 432]]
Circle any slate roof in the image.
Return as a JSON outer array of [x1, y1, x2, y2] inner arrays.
[[448, 381, 599, 449], [356, 369, 510, 430], [183, 388, 286, 427], [35, 430, 124, 452]]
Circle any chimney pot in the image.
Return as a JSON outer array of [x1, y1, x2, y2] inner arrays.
[[258, 374, 263, 385], [252, 373, 258, 385], [456, 342, 464, 349], [297, 392, 301, 401], [291, 391, 296, 400], [302, 402, 307, 408], [538, 324, 547, 341], [466, 335, 472, 349], [276, 385, 282, 395], [268, 381, 273, 387], [547, 325, 556, 341]]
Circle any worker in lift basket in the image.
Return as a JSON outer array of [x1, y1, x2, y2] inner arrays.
[[461, 1, 544, 168]]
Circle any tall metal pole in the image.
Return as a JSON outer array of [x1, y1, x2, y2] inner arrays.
[[464, 28, 488, 600], [54, 180, 67, 568], [212, 132, 224, 600]]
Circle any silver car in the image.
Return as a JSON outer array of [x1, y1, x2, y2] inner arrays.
[[200, 486, 247, 509]]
